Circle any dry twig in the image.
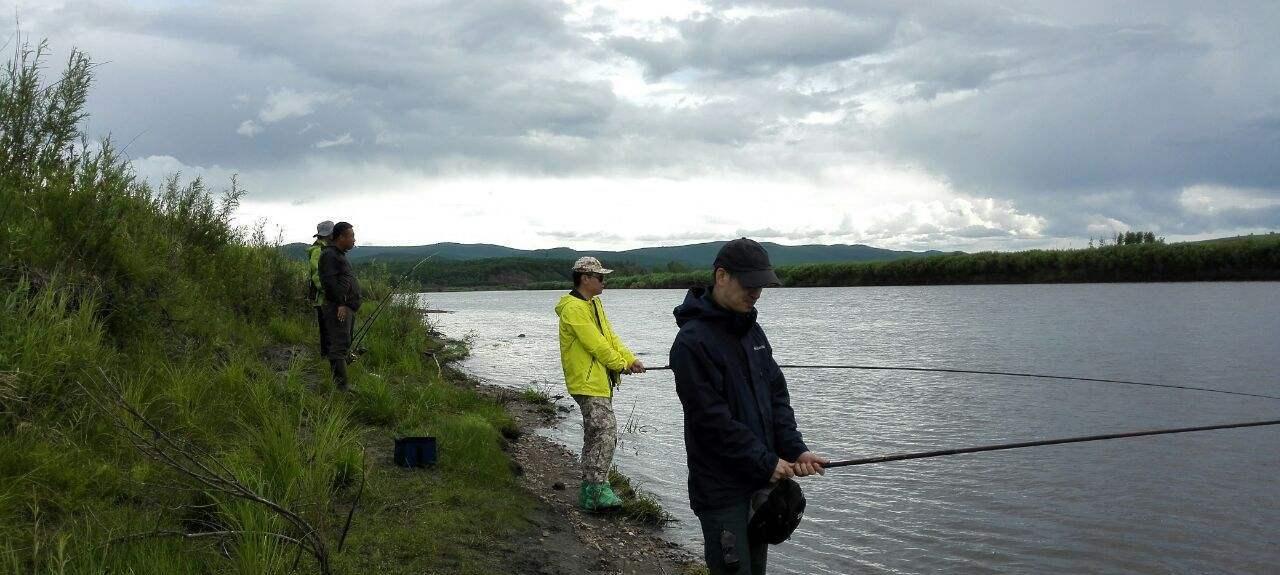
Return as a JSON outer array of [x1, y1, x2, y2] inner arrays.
[[82, 369, 332, 574]]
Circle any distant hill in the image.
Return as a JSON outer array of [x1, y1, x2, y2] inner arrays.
[[609, 234, 1280, 289], [281, 233, 1280, 290], [281, 240, 948, 268]]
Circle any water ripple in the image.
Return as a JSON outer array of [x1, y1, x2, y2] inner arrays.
[[422, 284, 1280, 574]]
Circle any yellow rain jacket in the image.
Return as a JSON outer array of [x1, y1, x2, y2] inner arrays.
[[556, 292, 636, 397], [307, 238, 328, 307]]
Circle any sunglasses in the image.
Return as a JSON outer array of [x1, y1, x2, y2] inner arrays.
[[590, 273, 607, 282]]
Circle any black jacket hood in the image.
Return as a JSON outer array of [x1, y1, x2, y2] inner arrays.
[[673, 286, 757, 335]]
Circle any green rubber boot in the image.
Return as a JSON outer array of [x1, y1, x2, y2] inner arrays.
[[578, 482, 593, 511], [579, 482, 624, 512], [594, 483, 623, 511]]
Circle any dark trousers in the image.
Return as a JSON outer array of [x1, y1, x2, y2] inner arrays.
[[697, 501, 767, 575], [315, 306, 331, 358], [321, 303, 355, 389]]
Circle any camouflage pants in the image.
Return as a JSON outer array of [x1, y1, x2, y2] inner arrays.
[[572, 394, 617, 484]]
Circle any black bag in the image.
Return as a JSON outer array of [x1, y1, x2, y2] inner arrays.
[[748, 477, 806, 545], [393, 436, 437, 468]]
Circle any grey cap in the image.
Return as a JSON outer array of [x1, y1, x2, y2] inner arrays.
[[314, 220, 335, 238]]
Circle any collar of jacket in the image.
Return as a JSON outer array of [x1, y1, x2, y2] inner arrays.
[[674, 286, 757, 335], [570, 289, 588, 301]]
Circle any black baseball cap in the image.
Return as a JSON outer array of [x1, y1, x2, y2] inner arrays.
[[713, 238, 782, 288]]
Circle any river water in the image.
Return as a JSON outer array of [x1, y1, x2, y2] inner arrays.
[[417, 283, 1280, 574]]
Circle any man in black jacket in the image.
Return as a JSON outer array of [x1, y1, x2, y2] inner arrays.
[[670, 238, 826, 575], [319, 221, 362, 391]]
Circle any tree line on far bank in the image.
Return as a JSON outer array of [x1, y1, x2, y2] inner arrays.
[[607, 234, 1280, 289], [361, 233, 1278, 292], [360, 257, 647, 291]]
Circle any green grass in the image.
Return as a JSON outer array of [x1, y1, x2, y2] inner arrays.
[[518, 382, 565, 417], [0, 272, 536, 574], [608, 467, 673, 525], [520, 385, 552, 405], [0, 38, 537, 575]]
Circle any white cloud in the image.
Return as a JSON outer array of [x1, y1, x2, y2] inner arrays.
[[314, 133, 354, 149], [128, 155, 237, 191], [236, 119, 263, 137], [1179, 185, 1280, 215], [216, 158, 1050, 251], [258, 88, 340, 123], [1084, 216, 1132, 238], [861, 197, 1045, 244]]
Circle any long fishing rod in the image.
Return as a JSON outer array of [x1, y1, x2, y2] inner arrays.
[[638, 365, 1280, 401], [351, 254, 436, 346], [825, 418, 1280, 468], [350, 254, 437, 353]]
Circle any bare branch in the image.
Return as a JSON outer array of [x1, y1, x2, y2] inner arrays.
[[103, 529, 311, 553], [81, 371, 333, 574], [337, 446, 368, 552]]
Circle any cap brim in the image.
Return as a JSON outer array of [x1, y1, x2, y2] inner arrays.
[[736, 268, 782, 288]]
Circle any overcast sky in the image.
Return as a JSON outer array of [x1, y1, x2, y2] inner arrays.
[[13, 1, 1280, 250]]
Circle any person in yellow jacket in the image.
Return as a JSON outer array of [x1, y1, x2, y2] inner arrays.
[[555, 256, 645, 512], [307, 220, 334, 357]]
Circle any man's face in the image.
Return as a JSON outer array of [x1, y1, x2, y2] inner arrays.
[[580, 272, 606, 297], [336, 228, 356, 251], [714, 269, 762, 313]]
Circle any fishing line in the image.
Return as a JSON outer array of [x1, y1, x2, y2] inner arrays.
[[639, 365, 1280, 401], [351, 253, 437, 352], [824, 418, 1280, 468]]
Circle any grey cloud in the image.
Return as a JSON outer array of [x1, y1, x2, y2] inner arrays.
[[862, 6, 1279, 237], [632, 231, 725, 243], [733, 227, 833, 241], [610, 9, 896, 79], [539, 230, 625, 242], [608, 37, 684, 81], [950, 225, 1014, 239], [735, 209, 1031, 245], [19, 0, 1280, 240], [734, 227, 788, 238], [28, 0, 612, 174]]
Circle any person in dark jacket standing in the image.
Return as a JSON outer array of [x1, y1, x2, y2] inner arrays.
[[669, 238, 827, 575], [319, 221, 362, 391]]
